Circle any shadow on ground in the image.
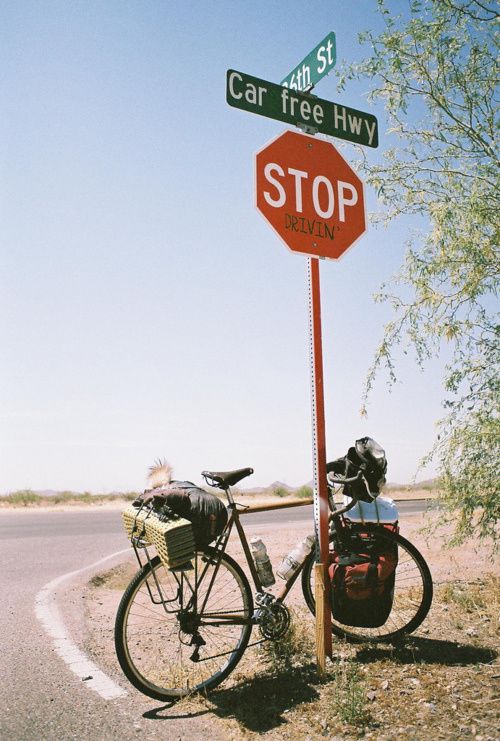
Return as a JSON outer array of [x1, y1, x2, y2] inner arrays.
[[140, 639, 497, 734], [354, 636, 497, 666], [142, 663, 322, 733], [206, 663, 321, 733], [143, 705, 211, 721]]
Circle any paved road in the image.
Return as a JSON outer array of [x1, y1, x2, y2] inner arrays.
[[0, 499, 428, 541], [0, 508, 226, 740], [0, 500, 429, 740]]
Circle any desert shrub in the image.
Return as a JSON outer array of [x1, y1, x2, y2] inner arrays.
[[3, 490, 42, 506], [295, 485, 313, 499], [273, 486, 289, 498]]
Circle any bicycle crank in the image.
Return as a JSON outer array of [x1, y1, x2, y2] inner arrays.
[[254, 594, 291, 641]]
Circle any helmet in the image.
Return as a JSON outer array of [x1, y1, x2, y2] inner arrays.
[[353, 437, 387, 493]]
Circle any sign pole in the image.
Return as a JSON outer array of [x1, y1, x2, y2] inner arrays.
[[307, 256, 332, 670], [229, 48, 371, 677]]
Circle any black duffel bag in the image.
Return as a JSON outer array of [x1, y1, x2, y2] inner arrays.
[[137, 481, 228, 547]]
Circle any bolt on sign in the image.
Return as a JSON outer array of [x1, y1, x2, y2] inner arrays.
[[226, 69, 378, 148], [256, 130, 366, 260], [281, 31, 336, 92]]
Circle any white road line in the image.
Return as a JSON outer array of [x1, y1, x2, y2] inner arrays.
[[35, 548, 130, 700]]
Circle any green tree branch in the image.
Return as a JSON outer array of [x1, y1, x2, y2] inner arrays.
[[346, 0, 499, 546]]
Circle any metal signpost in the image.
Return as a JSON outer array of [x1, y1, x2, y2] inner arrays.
[[255, 129, 366, 670], [226, 34, 375, 673], [280, 31, 336, 92], [307, 254, 331, 668]]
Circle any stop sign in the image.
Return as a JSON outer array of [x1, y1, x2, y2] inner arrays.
[[256, 130, 366, 260]]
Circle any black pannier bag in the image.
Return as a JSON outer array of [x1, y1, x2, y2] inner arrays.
[[328, 436, 388, 502], [151, 481, 228, 547]]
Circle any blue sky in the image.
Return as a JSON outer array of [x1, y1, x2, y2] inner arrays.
[[1, 1, 446, 492]]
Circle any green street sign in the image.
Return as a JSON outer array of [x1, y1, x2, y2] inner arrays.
[[226, 69, 378, 148], [281, 32, 336, 92]]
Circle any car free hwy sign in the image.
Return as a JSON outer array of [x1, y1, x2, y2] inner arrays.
[[227, 69, 378, 148]]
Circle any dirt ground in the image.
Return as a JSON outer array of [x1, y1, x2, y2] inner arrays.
[[82, 509, 499, 740]]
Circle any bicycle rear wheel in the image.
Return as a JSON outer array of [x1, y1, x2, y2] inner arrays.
[[301, 528, 433, 643], [115, 549, 253, 700]]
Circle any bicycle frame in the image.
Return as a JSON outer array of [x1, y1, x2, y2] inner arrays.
[[223, 487, 365, 599], [186, 490, 316, 629], [130, 488, 315, 631], [198, 480, 369, 622], [132, 480, 364, 626], [235, 497, 315, 601], [128, 477, 368, 637]]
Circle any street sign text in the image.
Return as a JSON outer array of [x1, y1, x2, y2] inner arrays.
[[281, 31, 336, 91], [256, 130, 366, 260], [227, 69, 378, 148]]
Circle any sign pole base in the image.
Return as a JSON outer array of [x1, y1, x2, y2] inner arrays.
[[314, 563, 328, 676]]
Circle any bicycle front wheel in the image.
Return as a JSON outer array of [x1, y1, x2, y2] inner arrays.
[[115, 549, 253, 700], [301, 528, 433, 643]]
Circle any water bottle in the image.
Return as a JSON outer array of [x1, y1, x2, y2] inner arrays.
[[276, 534, 315, 581], [250, 537, 275, 587]]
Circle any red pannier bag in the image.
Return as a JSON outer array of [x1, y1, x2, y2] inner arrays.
[[329, 529, 398, 628]]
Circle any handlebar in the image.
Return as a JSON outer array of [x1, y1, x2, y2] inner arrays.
[[325, 469, 374, 517], [326, 470, 364, 486]]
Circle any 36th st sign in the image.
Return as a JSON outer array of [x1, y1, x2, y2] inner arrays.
[[227, 69, 378, 148], [281, 31, 336, 92]]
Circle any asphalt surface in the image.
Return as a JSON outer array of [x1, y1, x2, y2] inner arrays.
[[0, 508, 225, 740], [0, 500, 429, 740], [0, 499, 427, 541]]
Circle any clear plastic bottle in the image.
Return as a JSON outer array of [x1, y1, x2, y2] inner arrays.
[[276, 534, 316, 581], [250, 537, 275, 587]]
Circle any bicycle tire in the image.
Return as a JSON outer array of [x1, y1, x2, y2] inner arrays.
[[115, 549, 253, 700], [301, 528, 433, 643]]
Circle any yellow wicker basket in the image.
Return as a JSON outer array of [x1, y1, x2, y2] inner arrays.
[[122, 505, 196, 569]]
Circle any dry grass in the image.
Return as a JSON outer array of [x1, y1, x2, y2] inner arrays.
[[82, 512, 497, 740], [84, 538, 499, 737], [133, 576, 498, 740]]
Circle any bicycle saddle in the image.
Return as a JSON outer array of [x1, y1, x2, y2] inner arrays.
[[201, 467, 254, 489]]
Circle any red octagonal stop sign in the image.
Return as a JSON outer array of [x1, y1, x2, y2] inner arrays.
[[256, 130, 366, 260]]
